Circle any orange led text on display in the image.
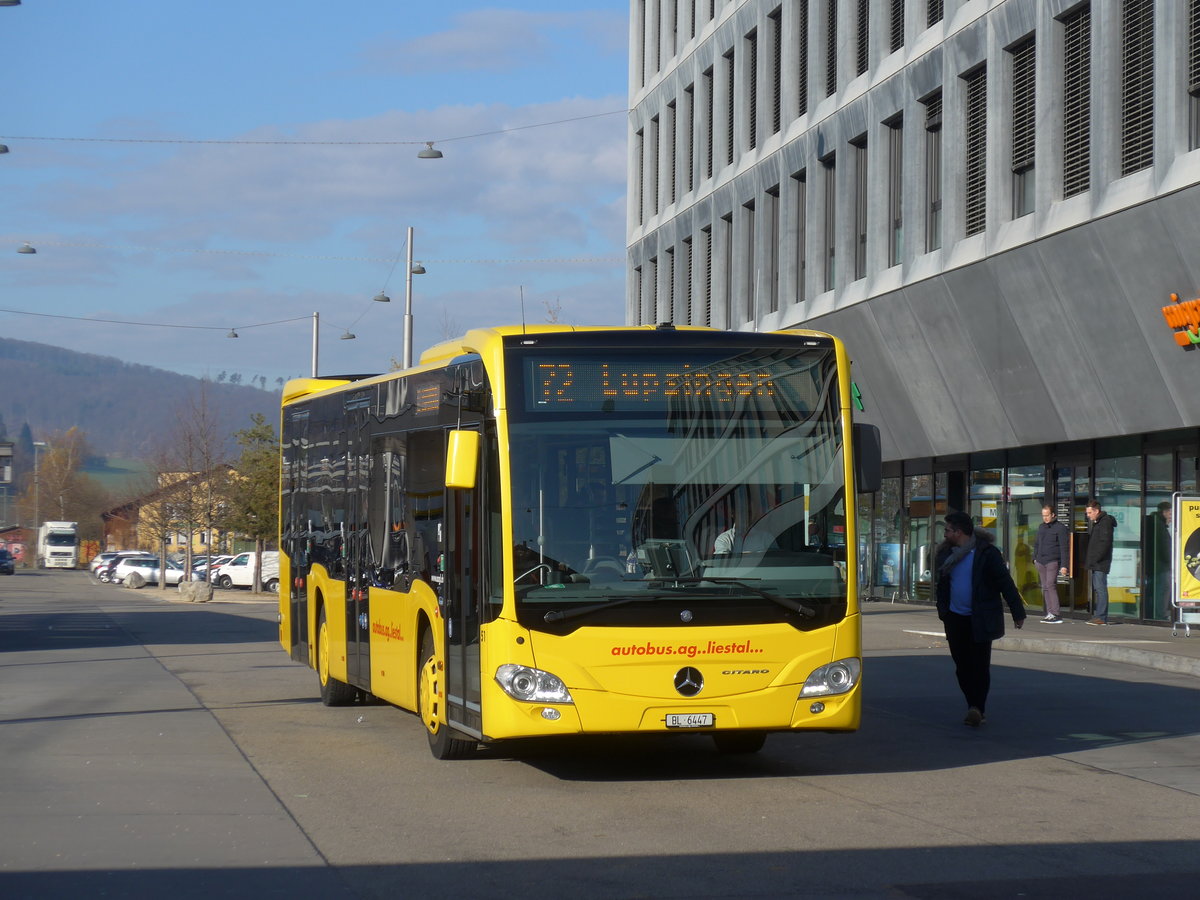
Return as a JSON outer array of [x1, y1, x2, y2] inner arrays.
[[534, 362, 778, 404]]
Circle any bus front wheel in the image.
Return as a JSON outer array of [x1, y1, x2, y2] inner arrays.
[[317, 607, 357, 706], [418, 631, 476, 760]]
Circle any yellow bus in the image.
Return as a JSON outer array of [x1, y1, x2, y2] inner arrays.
[[278, 325, 881, 758]]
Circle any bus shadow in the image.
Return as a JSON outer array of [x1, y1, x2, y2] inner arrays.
[[504, 653, 1200, 781]]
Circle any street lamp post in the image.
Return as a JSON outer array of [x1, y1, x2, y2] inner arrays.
[[32, 440, 47, 534], [312, 311, 319, 377], [403, 226, 415, 370]]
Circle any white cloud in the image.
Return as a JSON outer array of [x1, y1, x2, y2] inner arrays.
[[361, 9, 627, 75]]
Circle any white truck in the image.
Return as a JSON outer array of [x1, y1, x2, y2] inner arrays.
[[37, 521, 79, 569], [215, 550, 279, 592]]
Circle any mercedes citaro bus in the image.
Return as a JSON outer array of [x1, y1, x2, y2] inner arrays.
[[278, 325, 881, 758]]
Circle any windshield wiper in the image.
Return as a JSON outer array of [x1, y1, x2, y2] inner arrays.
[[662, 577, 817, 618], [543, 579, 818, 623], [543, 594, 664, 623]]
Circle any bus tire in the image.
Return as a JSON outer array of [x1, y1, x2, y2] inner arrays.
[[418, 630, 476, 760], [317, 606, 357, 707], [712, 731, 767, 754]]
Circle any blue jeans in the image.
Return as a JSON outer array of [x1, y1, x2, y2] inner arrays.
[[1091, 570, 1109, 621]]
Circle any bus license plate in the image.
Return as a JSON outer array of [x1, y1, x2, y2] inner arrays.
[[665, 713, 714, 728]]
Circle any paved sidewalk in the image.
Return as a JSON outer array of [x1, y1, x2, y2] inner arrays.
[[863, 600, 1200, 678]]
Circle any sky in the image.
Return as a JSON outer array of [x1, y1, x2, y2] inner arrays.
[[0, 0, 631, 387]]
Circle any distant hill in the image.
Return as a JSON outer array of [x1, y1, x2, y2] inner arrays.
[[0, 337, 277, 458]]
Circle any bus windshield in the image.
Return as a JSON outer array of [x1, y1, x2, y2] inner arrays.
[[507, 344, 848, 631]]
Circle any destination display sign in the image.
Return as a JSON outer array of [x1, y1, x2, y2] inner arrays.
[[520, 353, 827, 413]]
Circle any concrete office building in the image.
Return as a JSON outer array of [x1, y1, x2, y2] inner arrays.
[[626, 0, 1200, 623]]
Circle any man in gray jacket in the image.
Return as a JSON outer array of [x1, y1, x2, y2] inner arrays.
[[1033, 505, 1070, 623]]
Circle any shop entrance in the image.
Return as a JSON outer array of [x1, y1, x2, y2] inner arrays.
[[1053, 462, 1092, 617]]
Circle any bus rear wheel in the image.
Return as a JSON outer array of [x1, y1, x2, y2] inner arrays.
[[418, 631, 476, 760], [712, 731, 767, 754], [317, 607, 357, 706]]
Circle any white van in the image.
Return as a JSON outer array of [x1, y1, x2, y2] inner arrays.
[[215, 550, 279, 591]]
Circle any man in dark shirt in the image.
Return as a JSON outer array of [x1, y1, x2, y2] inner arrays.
[[1033, 505, 1070, 623], [1084, 499, 1118, 625]]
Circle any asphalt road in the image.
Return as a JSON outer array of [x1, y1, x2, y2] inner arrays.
[[3, 570, 1200, 899]]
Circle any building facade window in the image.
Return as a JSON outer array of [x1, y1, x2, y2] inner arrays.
[[743, 200, 756, 322], [650, 115, 661, 216], [703, 66, 715, 180], [887, 115, 903, 266], [720, 212, 734, 326], [826, 0, 838, 97], [822, 154, 836, 291], [701, 224, 713, 326], [647, 257, 658, 323], [634, 266, 644, 324], [637, 1, 647, 88], [792, 169, 807, 302], [1191, 2, 1200, 150], [856, 0, 869, 76], [798, 0, 810, 116], [1010, 36, 1036, 218], [891, 0, 905, 53], [682, 236, 694, 324], [665, 246, 675, 322], [766, 184, 780, 312], [923, 91, 943, 251], [1062, 4, 1091, 197], [927, 0, 942, 28], [852, 136, 868, 279], [666, 100, 677, 207], [963, 66, 988, 237], [746, 29, 758, 151], [636, 127, 645, 226], [725, 48, 736, 166], [769, 6, 783, 135], [1120, 0, 1154, 176], [684, 84, 696, 193]]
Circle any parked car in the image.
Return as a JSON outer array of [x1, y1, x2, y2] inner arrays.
[[98, 552, 156, 583], [91, 550, 149, 577], [111, 557, 186, 586], [0, 548, 14, 575], [192, 554, 233, 582], [214, 551, 279, 592]]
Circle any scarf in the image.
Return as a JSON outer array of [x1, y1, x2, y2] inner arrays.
[[937, 536, 976, 579]]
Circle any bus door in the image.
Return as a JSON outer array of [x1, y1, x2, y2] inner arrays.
[[345, 432, 371, 689], [442, 425, 484, 739]]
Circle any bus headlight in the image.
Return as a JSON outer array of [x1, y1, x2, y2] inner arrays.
[[800, 658, 861, 697], [495, 664, 574, 704]]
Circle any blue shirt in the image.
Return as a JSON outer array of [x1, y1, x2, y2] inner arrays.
[[949, 549, 975, 615]]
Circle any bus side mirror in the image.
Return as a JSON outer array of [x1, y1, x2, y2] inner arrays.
[[853, 423, 882, 494], [445, 430, 480, 489]]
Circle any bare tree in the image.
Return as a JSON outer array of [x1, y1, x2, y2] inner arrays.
[[439, 307, 462, 341], [167, 383, 231, 581], [15, 428, 113, 545]]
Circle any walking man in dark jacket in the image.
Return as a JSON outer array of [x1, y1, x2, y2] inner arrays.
[[1033, 505, 1070, 623], [934, 511, 1026, 727], [1085, 499, 1117, 625]]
